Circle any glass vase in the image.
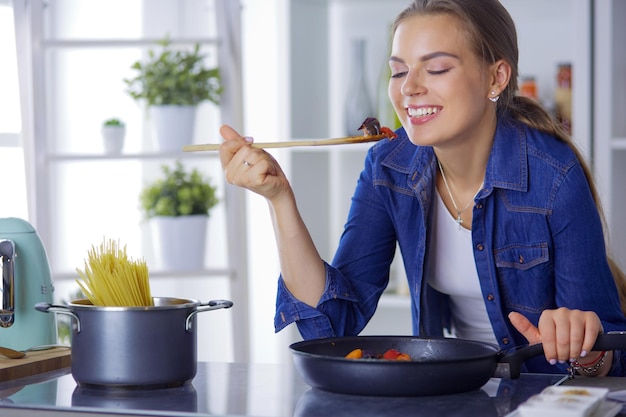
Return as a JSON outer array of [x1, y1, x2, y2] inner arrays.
[[344, 38, 374, 136]]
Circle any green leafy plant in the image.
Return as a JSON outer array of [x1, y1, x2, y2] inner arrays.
[[103, 118, 125, 127], [140, 161, 219, 218], [124, 39, 222, 107]]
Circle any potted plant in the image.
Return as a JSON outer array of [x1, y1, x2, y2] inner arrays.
[[140, 160, 219, 271], [101, 118, 126, 154], [124, 38, 222, 152]]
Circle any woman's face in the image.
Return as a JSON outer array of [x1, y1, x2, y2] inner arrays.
[[389, 13, 495, 148]]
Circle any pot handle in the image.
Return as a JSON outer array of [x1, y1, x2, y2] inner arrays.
[[35, 302, 81, 333], [497, 332, 626, 379], [185, 299, 234, 331]]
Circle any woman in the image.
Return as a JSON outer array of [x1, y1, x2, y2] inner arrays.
[[219, 0, 626, 376]]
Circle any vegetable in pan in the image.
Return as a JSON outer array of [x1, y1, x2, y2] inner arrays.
[[345, 348, 412, 361]]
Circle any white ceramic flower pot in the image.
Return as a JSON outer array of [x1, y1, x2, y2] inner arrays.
[[151, 105, 197, 152], [101, 126, 126, 154], [150, 215, 208, 271]]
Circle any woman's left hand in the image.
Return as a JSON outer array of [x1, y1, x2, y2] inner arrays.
[[509, 308, 608, 370]]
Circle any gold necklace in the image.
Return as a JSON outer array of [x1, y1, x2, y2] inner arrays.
[[437, 160, 484, 229]]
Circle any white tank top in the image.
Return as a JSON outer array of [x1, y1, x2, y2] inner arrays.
[[427, 191, 498, 345]]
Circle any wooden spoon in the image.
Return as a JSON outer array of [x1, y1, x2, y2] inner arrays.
[[0, 344, 70, 359], [182, 133, 390, 152]]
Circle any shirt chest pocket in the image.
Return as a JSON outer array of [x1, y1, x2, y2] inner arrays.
[[494, 243, 549, 271]]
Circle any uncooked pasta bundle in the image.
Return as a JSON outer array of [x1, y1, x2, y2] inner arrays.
[[76, 238, 153, 307]]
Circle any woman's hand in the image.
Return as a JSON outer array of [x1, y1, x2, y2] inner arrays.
[[509, 309, 611, 376], [218, 125, 291, 202], [219, 125, 326, 306]]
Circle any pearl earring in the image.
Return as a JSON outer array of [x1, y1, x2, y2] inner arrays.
[[489, 91, 500, 103]]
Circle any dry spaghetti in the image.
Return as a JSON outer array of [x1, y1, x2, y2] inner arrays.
[[76, 239, 153, 307]]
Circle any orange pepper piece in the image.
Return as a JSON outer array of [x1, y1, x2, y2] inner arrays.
[[345, 348, 363, 359]]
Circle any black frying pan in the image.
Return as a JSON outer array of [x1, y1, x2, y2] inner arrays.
[[290, 333, 626, 396]]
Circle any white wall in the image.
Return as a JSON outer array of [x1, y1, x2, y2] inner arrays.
[[241, 0, 300, 364]]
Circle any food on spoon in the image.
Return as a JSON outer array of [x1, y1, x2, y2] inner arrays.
[[345, 348, 412, 361], [359, 117, 381, 136], [358, 117, 398, 140], [379, 126, 398, 139]]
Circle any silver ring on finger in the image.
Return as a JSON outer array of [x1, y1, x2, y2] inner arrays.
[[243, 160, 253, 168]]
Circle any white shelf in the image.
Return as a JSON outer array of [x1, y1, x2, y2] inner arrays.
[[53, 268, 231, 282], [47, 151, 219, 162], [41, 38, 219, 49], [612, 138, 626, 150]]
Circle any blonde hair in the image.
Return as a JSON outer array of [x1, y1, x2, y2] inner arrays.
[[393, 0, 626, 314]]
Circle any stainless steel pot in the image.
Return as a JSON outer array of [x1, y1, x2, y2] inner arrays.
[[35, 297, 233, 388]]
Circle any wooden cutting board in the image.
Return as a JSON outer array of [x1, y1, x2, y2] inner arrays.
[[0, 348, 71, 381]]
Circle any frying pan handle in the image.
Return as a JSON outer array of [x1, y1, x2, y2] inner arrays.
[[591, 331, 626, 350], [496, 332, 626, 379], [496, 343, 544, 379], [35, 302, 81, 333]]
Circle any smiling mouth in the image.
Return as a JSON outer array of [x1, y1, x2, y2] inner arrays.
[[407, 107, 441, 117]]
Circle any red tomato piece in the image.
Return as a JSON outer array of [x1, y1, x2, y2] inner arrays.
[[380, 127, 398, 139], [382, 348, 401, 360]]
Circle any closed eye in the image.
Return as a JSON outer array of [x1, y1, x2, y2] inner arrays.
[[428, 68, 451, 75], [391, 71, 408, 79]]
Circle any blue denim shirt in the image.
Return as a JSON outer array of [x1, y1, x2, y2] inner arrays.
[[274, 113, 626, 375]]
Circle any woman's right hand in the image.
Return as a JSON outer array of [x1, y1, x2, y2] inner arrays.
[[218, 125, 292, 202], [219, 126, 326, 307]]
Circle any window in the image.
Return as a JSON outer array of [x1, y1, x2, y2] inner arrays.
[[14, 0, 238, 362], [0, 2, 28, 219], [27, 0, 224, 273]]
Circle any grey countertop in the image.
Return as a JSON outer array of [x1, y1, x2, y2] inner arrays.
[[1, 362, 625, 417]]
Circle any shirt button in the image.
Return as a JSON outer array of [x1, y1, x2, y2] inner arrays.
[[487, 294, 495, 301], [476, 203, 483, 209], [476, 244, 484, 251], [502, 338, 510, 345]]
